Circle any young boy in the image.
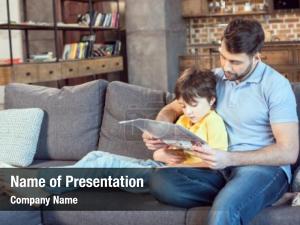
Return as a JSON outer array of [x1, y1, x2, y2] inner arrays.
[[153, 68, 228, 166]]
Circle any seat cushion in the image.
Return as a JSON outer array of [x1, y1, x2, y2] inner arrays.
[[29, 160, 76, 168], [185, 205, 300, 225], [0, 211, 41, 225], [0, 196, 41, 225], [42, 190, 186, 225], [98, 81, 168, 159], [5, 80, 108, 161]]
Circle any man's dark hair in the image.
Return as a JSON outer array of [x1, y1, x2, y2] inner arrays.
[[175, 68, 216, 106], [222, 18, 265, 55]]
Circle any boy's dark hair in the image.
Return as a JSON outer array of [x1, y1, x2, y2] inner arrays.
[[222, 18, 265, 55], [175, 68, 216, 106]]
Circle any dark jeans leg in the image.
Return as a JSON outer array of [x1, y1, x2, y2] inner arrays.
[[208, 166, 289, 225], [149, 168, 226, 208]]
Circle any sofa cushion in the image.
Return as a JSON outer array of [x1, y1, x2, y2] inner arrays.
[[0, 108, 44, 167], [0, 210, 41, 225], [291, 83, 300, 171], [42, 191, 186, 225], [98, 81, 168, 159], [29, 160, 76, 168], [5, 80, 108, 160], [292, 166, 300, 192], [185, 205, 300, 225]]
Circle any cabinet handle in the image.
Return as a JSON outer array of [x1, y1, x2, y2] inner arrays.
[[25, 72, 31, 76], [86, 66, 90, 70], [115, 62, 120, 66], [260, 56, 267, 60], [69, 68, 73, 72], [101, 64, 106, 68], [49, 70, 53, 75]]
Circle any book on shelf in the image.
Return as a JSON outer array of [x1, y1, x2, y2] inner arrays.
[[77, 11, 119, 28], [62, 36, 121, 60], [0, 58, 22, 65], [92, 40, 121, 57]]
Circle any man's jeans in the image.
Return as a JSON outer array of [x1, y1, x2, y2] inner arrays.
[[150, 166, 288, 225]]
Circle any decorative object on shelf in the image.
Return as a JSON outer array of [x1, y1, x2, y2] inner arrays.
[[244, 2, 253, 12]]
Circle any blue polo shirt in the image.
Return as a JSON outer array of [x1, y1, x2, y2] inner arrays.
[[214, 61, 298, 182]]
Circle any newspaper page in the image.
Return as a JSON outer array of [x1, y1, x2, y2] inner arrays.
[[119, 118, 206, 150]]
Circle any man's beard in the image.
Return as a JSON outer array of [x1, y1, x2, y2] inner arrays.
[[224, 60, 254, 82]]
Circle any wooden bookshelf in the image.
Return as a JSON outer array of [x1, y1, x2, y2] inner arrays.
[[0, 23, 120, 31], [2, 0, 126, 84]]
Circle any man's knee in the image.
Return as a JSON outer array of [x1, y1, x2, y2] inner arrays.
[[149, 169, 186, 207], [149, 168, 207, 208]]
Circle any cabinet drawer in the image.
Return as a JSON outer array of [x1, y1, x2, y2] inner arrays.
[[93, 58, 112, 74], [109, 57, 123, 71], [62, 61, 79, 79], [12, 64, 39, 83], [260, 50, 293, 65], [78, 60, 100, 76], [38, 63, 61, 82]]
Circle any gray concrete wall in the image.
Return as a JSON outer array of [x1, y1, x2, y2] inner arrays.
[[126, 0, 186, 92], [26, 0, 55, 55]]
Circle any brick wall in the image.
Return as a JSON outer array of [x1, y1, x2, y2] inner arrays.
[[186, 9, 300, 54]]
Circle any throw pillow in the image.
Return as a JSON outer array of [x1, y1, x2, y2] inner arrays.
[[98, 81, 168, 159], [0, 108, 44, 166], [5, 80, 108, 161]]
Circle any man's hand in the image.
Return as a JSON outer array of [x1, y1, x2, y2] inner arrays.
[[191, 144, 231, 170], [142, 132, 168, 151], [153, 148, 186, 165]]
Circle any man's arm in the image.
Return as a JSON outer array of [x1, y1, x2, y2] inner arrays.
[[143, 100, 184, 150], [192, 122, 299, 169], [155, 100, 183, 122]]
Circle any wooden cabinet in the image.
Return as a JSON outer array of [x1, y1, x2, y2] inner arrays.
[[182, 0, 208, 17], [260, 49, 293, 66], [179, 53, 219, 72], [8, 56, 123, 84], [179, 43, 300, 82], [182, 0, 273, 18]]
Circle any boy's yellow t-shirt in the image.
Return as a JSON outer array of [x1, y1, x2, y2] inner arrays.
[[175, 110, 228, 165]]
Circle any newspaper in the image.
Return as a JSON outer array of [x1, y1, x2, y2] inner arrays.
[[119, 119, 206, 151]]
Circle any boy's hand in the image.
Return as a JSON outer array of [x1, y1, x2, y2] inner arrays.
[[153, 148, 186, 165], [142, 131, 169, 151]]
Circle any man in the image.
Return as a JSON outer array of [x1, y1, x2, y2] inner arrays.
[[143, 18, 299, 225]]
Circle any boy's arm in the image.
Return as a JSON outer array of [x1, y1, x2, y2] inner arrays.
[[143, 100, 184, 151]]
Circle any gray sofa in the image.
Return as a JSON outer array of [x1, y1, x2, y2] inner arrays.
[[1, 79, 300, 225]]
